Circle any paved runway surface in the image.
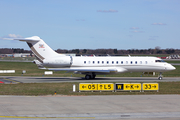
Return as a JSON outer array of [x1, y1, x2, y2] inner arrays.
[[0, 95, 180, 120], [0, 76, 180, 83], [0, 77, 180, 120]]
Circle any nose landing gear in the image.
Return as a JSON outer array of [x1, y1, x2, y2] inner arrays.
[[158, 72, 163, 80]]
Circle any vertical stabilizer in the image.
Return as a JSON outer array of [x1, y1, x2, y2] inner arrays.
[[14, 36, 64, 62]]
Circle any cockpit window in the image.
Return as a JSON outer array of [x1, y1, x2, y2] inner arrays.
[[155, 60, 165, 62]]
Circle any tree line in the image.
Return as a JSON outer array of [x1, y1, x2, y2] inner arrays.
[[0, 48, 179, 55], [0, 48, 32, 54], [56, 48, 179, 55]]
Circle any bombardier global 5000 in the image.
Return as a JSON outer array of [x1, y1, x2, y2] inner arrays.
[[14, 36, 175, 80]]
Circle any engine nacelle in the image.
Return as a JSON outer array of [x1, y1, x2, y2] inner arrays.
[[43, 56, 72, 68]]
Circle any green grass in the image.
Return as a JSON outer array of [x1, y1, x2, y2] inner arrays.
[[166, 61, 180, 63], [0, 82, 179, 95], [0, 57, 35, 61], [0, 61, 180, 77]]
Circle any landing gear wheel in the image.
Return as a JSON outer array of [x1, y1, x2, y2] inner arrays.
[[85, 75, 91, 80], [158, 76, 162, 80]]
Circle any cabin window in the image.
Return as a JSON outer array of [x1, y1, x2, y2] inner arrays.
[[116, 61, 118, 64], [145, 61, 148, 64], [107, 61, 109, 64], [135, 61, 137, 64], [88, 61, 90, 64], [84, 61, 86, 64], [121, 61, 123, 64], [93, 61, 95, 64], [131, 61, 133, 64], [112, 61, 114, 64], [126, 61, 128, 64], [98, 61, 100, 64], [102, 61, 104, 64], [140, 61, 142, 64]]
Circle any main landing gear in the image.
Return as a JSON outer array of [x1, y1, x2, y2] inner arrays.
[[158, 72, 163, 80], [85, 73, 96, 80]]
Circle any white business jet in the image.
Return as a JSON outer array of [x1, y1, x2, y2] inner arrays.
[[14, 36, 175, 80]]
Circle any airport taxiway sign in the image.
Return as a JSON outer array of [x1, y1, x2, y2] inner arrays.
[[79, 83, 114, 91], [79, 83, 98, 91], [142, 83, 159, 91], [98, 83, 114, 91], [115, 83, 141, 91]]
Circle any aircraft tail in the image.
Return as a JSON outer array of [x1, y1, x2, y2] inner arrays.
[[14, 36, 64, 62]]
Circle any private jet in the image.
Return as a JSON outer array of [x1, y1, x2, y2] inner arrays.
[[14, 36, 176, 80]]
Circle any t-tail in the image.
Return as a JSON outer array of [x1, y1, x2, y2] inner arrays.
[[14, 36, 65, 63]]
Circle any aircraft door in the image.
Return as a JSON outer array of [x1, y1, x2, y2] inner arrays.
[[164, 63, 166, 70], [70, 56, 73, 65]]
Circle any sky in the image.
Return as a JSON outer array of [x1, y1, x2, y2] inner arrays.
[[0, 0, 180, 50]]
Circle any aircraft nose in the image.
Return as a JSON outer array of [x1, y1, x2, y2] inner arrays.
[[171, 65, 176, 70], [166, 64, 176, 71]]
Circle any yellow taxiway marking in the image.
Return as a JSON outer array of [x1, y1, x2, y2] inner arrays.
[[0, 116, 95, 119], [1, 77, 21, 83]]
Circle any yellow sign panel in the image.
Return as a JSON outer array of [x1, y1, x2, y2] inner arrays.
[[142, 83, 159, 91], [79, 83, 98, 91], [123, 83, 141, 91], [98, 83, 114, 91], [79, 83, 158, 92]]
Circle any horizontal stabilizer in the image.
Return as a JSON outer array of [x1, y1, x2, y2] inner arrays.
[[14, 36, 41, 42]]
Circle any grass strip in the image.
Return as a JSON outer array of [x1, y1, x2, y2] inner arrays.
[[0, 82, 180, 96]]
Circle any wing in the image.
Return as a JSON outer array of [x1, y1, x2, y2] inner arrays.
[[48, 67, 127, 73]]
